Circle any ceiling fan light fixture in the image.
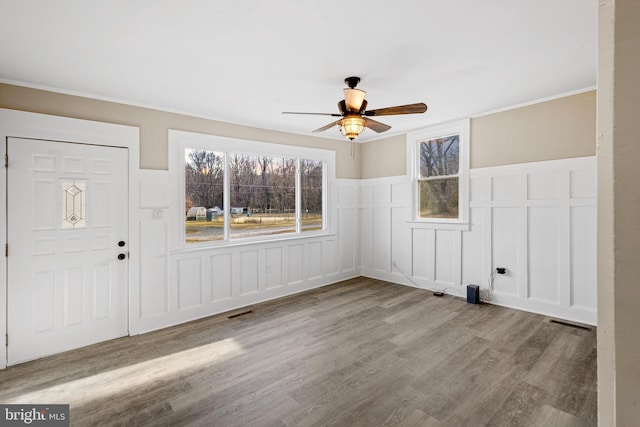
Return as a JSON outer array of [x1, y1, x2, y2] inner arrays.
[[343, 88, 366, 112], [339, 116, 365, 141]]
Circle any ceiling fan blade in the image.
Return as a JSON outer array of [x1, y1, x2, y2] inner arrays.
[[282, 112, 342, 117], [364, 103, 428, 117], [313, 120, 340, 133], [358, 99, 368, 114], [337, 100, 347, 115], [364, 118, 392, 133], [343, 88, 366, 112]]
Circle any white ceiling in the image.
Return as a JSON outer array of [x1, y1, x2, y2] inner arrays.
[[0, 1, 597, 143]]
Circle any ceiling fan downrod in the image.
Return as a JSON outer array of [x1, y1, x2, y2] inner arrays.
[[345, 76, 361, 89]]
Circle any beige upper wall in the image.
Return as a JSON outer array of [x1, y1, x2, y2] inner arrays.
[[471, 90, 596, 168], [359, 90, 596, 178], [360, 134, 407, 179], [0, 83, 361, 179], [1, 83, 595, 180]]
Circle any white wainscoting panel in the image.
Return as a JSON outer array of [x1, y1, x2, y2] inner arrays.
[[461, 207, 484, 288], [307, 242, 323, 280], [359, 157, 596, 325], [137, 170, 170, 328], [339, 208, 356, 272], [372, 207, 391, 273], [359, 206, 372, 271], [412, 228, 435, 282], [133, 158, 596, 334], [391, 206, 411, 275], [435, 230, 457, 287], [264, 247, 283, 289], [491, 207, 518, 296], [176, 258, 203, 310], [239, 250, 259, 295], [210, 253, 232, 300], [323, 239, 339, 277], [139, 219, 169, 317], [287, 244, 304, 285], [338, 180, 359, 276], [527, 206, 560, 303], [132, 176, 361, 334], [570, 206, 596, 309]]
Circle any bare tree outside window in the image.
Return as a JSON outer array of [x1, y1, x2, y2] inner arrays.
[[229, 154, 296, 239], [185, 149, 225, 242], [301, 159, 323, 232], [418, 135, 460, 218], [185, 148, 323, 243]]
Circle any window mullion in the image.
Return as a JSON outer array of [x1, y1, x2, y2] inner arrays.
[[322, 161, 328, 231], [223, 151, 230, 241], [295, 157, 301, 234], [419, 173, 459, 182]]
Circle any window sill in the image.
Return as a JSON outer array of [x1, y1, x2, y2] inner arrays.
[[406, 221, 469, 231], [170, 231, 337, 255]]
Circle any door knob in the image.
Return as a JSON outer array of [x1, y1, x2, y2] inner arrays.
[[118, 241, 126, 247], [118, 253, 126, 260]]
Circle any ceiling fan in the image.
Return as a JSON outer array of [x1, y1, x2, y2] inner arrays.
[[283, 76, 428, 141]]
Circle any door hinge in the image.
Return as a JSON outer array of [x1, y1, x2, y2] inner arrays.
[[4, 153, 7, 168], [4, 243, 7, 257], [5, 334, 7, 346]]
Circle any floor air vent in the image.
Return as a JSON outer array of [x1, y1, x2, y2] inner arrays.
[[227, 310, 254, 319], [549, 319, 592, 331]]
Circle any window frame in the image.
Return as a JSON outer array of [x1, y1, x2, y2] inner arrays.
[[169, 130, 334, 250], [408, 119, 470, 228]]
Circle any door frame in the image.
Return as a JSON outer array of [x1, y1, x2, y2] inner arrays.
[[0, 109, 140, 369]]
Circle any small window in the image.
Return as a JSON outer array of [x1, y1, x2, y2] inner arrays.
[[418, 135, 460, 219], [411, 120, 469, 225]]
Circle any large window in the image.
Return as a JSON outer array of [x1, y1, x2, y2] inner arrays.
[[411, 120, 469, 225], [174, 131, 332, 246]]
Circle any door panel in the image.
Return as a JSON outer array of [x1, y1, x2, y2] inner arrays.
[[7, 138, 128, 365]]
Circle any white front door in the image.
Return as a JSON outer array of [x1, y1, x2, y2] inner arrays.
[[6, 138, 129, 365]]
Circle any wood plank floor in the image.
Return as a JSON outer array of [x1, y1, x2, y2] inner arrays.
[[0, 278, 597, 426]]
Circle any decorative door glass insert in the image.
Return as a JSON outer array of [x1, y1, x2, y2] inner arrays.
[[62, 181, 86, 228]]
